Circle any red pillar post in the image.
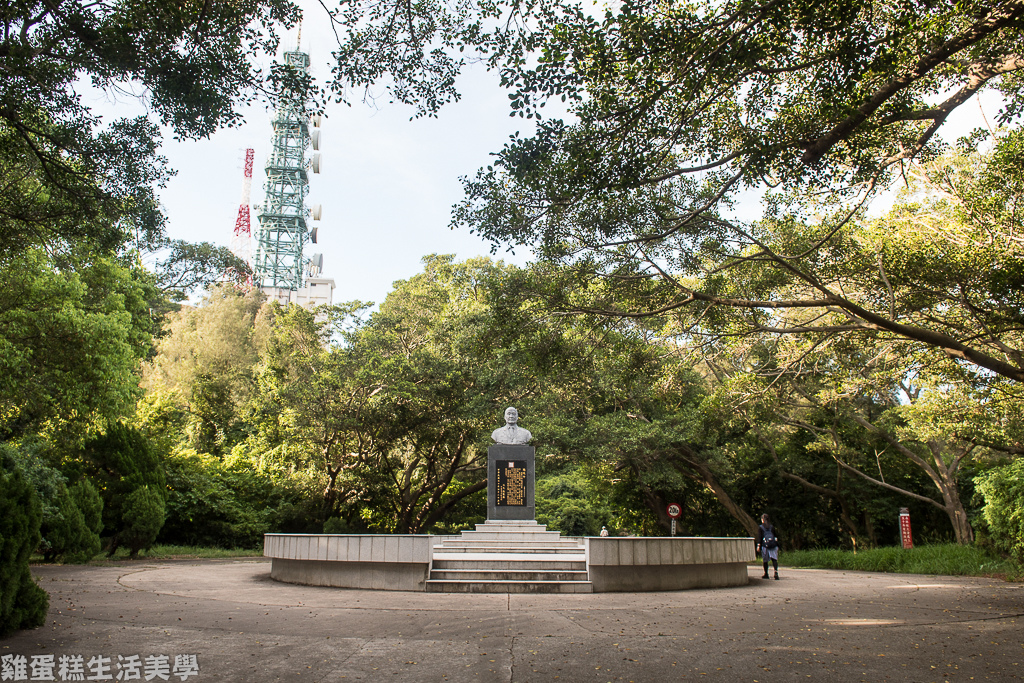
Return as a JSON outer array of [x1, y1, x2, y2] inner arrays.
[[899, 507, 913, 549]]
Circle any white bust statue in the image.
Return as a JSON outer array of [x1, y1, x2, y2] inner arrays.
[[491, 407, 532, 445]]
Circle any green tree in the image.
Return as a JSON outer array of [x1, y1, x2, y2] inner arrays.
[[42, 484, 102, 564], [1, 439, 67, 546], [142, 286, 269, 456], [51, 480, 104, 563], [7, 440, 106, 563], [1, 0, 299, 260], [438, 1, 1024, 385], [247, 302, 379, 522], [158, 449, 300, 548], [76, 423, 166, 555], [0, 0, 306, 482], [71, 479, 104, 541], [0, 439, 105, 561], [0, 250, 154, 441], [708, 324, 998, 544], [332, 0, 1023, 158], [249, 256, 525, 532], [138, 287, 328, 541], [976, 459, 1024, 565], [323, 0, 1024, 543], [0, 451, 49, 636], [120, 486, 166, 559], [536, 471, 612, 536]]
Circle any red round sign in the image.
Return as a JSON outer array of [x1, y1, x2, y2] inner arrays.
[[666, 503, 682, 519]]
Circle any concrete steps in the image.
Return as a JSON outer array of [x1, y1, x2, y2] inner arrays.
[[432, 544, 584, 554], [427, 520, 592, 593], [430, 569, 589, 582], [434, 558, 586, 570], [458, 530, 565, 541], [425, 579, 593, 593]]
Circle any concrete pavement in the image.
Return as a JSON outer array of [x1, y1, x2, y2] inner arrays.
[[1, 559, 1021, 681]]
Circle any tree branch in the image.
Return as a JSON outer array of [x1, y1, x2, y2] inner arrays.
[[800, 2, 1024, 165]]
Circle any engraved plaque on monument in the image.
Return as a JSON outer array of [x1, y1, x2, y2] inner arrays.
[[487, 408, 535, 520], [495, 460, 527, 506]]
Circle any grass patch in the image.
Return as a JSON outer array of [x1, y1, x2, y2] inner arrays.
[[32, 545, 263, 564], [104, 545, 264, 560], [784, 544, 1020, 579]]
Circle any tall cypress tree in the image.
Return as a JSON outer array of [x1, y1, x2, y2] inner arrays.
[[0, 453, 49, 635]]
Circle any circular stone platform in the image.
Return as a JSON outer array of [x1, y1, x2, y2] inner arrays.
[[264, 523, 755, 592]]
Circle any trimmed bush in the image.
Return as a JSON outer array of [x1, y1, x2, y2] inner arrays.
[[42, 481, 104, 563], [323, 516, 350, 534], [159, 449, 291, 549], [0, 454, 49, 636], [120, 486, 166, 559], [43, 490, 93, 563], [78, 424, 165, 556], [71, 479, 104, 538]]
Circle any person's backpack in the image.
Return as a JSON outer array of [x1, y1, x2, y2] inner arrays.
[[762, 525, 779, 550]]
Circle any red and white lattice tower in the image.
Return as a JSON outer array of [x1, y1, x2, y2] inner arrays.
[[229, 149, 255, 285]]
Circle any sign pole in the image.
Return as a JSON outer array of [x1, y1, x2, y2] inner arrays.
[[666, 503, 682, 537]]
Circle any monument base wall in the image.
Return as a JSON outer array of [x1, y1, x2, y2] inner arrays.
[[264, 533, 433, 591], [588, 562, 748, 592], [264, 533, 756, 593], [270, 558, 429, 591], [584, 536, 755, 592]]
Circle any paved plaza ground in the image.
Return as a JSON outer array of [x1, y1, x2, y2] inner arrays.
[[1, 559, 1022, 682]]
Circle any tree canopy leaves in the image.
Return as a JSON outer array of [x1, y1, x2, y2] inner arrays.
[[412, 0, 1024, 382], [1, 0, 297, 259]]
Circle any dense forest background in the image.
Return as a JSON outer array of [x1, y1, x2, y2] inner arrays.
[[6, 248, 1020, 556], [4, 0, 1024, 635]]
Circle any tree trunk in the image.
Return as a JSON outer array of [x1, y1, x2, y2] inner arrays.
[[419, 478, 488, 530], [936, 468, 974, 544], [640, 487, 689, 536], [842, 415, 976, 544], [322, 464, 342, 520], [862, 510, 878, 548], [672, 446, 760, 537], [753, 430, 866, 547]]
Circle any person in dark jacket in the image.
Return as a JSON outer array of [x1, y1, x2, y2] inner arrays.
[[756, 513, 780, 580]]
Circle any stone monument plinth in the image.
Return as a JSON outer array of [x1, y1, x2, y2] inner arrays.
[[487, 444, 535, 520]]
